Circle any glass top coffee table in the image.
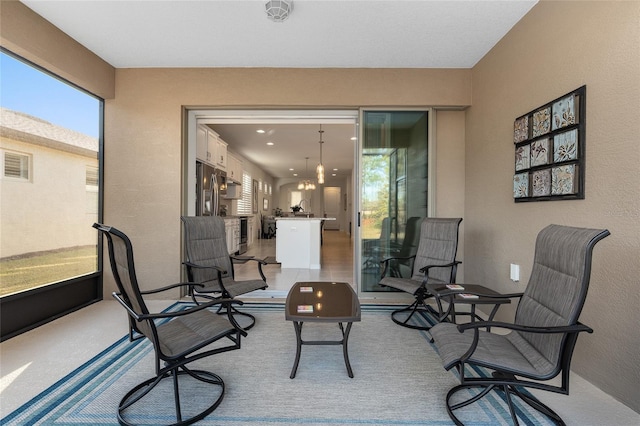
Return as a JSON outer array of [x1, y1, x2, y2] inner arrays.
[[285, 281, 361, 378]]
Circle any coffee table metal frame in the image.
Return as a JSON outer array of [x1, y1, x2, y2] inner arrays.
[[285, 281, 361, 379]]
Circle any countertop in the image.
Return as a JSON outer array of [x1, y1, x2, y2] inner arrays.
[[276, 217, 336, 220]]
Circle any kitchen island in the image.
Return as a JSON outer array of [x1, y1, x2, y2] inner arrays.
[[275, 217, 335, 269]]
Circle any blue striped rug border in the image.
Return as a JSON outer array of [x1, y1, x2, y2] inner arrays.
[[1, 302, 551, 425]]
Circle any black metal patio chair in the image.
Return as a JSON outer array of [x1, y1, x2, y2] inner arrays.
[[379, 217, 463, 330], [93, 223, 247, 426], [430, 224, 610, 425], [181, 215, 268, 330]]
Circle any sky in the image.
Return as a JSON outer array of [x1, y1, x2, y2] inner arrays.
[[0, 52, 101, 139]]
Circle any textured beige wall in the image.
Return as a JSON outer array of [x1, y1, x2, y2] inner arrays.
[[0, 1, 115, 99], [466, 1, 640, 411], [435, 110, 466, 280], [106, 67, 471, 296]]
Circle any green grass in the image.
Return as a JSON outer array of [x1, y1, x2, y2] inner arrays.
[[0, 246, 98, 297]]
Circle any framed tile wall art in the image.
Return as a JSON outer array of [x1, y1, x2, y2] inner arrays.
[[512, 86, 586, 202]]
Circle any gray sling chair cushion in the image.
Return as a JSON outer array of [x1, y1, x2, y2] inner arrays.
[[380, 217, 462, 293], [181, 216, 267, 298], [430, 224, 610, 425], [432, 224, 609, 377]]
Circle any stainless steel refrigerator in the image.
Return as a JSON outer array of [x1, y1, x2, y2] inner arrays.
[[196, 161, 227, 216]]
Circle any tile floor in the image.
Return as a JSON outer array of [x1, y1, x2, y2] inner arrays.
[[234, 229, 356, 299]]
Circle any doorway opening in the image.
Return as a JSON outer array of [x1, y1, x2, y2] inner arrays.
[[183, 108, 432, 297]]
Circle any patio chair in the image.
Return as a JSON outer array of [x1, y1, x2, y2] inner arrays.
[[93, 223, 247, 426], [430, 224, 610, 425], [362, 217, 394, 271], [181, 215, 268, 330], [379, 217, 462, 330]]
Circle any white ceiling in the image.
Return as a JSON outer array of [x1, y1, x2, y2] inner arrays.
[[20, 0, 537, 183], [209, 121, 357, 184], [21, 0, 537, 69]]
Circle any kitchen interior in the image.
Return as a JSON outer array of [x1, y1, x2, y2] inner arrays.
[[193, 115, 357, 287]]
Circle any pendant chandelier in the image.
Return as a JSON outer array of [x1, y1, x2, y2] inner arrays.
[[316, 124, 325, 184], [298, 157, 316, 190]]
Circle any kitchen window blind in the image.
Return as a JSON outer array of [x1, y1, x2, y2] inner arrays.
[[237, 171, 252, 215]]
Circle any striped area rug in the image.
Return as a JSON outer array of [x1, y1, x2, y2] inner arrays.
[[2, 303, 553, 425]]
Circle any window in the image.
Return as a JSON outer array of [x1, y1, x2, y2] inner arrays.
[[3, 150, 30, 180], [290, 190, 302, 207], [1, 49, 102, 322], [237, 171, 252, 215]]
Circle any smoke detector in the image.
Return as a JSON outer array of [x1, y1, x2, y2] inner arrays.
[[265, 0, 292, 22]]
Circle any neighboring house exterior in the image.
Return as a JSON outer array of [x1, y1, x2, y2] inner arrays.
[[0, 107, 99, 258]]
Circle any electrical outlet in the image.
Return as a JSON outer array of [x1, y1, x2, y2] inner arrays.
[[510, 264, 520, 282]]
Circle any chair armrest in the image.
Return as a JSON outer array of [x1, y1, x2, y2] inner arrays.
[[230, 256, 268, 282], [182, 261, 226, 275], [183, 261, 236, 295], [457, 320, 593, 335], [380, 254, 416, 264], [419, 260, 461, 274], [138, 281, 206, 295], [231, 256, 267, 266], [419, 260, 462, 286], [442, 290, 524, 300], [113, 292, 248, 336], [379, 255, 416, 278], [452, 320, 593, 366]]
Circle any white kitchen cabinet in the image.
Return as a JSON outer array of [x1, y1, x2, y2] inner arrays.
[[214, 137, 227, 170], [196, 125, 211, 164], [196, 125, 227, 170], [224, 218, 240, 255], [226, 153, 243, 184], [248, 220, 254, 247]]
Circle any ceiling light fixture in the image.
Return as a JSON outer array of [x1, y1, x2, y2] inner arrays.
[[265, 0, 292, 22], [298, 157, 316, 191], [316, 124, 325, 184]]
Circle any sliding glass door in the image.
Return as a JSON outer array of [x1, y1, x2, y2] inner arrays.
[[359, 110, 429, 293]]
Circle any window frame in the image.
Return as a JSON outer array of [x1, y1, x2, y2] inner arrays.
[[0, 48, 104, 341], [2, 149, 31, 181]]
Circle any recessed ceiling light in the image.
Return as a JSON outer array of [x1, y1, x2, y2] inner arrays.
[[266, 142, 274, 146], [350, 137, 357, 141], [332, 173, 337, 176], [289, 168, 294, 171], [256, 129, 265, 134], [293, 173, 298, 176], [333, 168, 338, 171]]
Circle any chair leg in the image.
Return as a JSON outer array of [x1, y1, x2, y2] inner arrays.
[[444, 379, 567, 426], [390, 294, 438, 331], [117, 367, 225, 426], [215, 303, 256, 330], [510, 385, 565, 425], [192, 293, 257, 331]]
